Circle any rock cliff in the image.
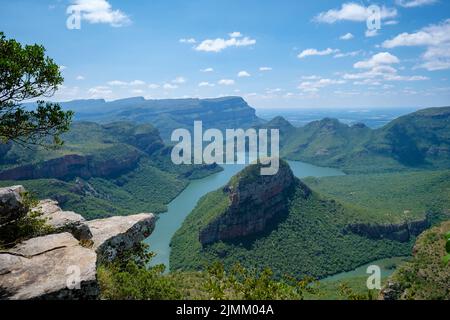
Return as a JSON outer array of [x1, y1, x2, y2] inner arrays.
[[0, 186, 155, 300], [199, 161, 309, 245], [344, 215, 430, 242], [0, 149, 141, 181]]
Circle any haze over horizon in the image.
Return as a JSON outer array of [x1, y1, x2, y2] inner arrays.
[[2, 0, 450, 109]]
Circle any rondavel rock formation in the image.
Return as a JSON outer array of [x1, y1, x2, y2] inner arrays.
[[0, 186, 155, 300], [199, 161, 308, 245]]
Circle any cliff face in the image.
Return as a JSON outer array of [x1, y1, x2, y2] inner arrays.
[[345, 215, 430, 242], [0, 150, 141, 181], [199, 161, 309, 246]]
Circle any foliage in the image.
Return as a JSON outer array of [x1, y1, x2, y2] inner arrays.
[[303, 169, 450, 224], [338, 283, 377, 300], [0, 32, 73, 147], [387, 221, 450, 300], [97, 243, 183, 300], [443, 231, 450, 265], [0, 192, 53, 248], [202, 262, 317, 300]]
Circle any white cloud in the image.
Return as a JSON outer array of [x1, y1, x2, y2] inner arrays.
[[88, 85, 112, 97], [383, 19, 450, 48], [229, 32, 242, 38], [298, 78, 346, 93], [198, 82, 215, 87], [148, 84, 160, 89], [218, 79, 235, 86], [334, 50, 362, 58], [354, 52, 400, 69], [195, 33, 256, 52], [108, 80, 145, 86], [315, 3, 397, 24], [107, 80, 128, 86], [200, 67, 214, 73], [382, 19, 450, 71], [59, 65, 67, 71], [172, 77, 186, 84], [76, 75, 85, 80], [129, 80, 145, 86], [395, 0, 437, 8], [163, 83, 178, 90], [301, 75, 321, 80], [343, 54, 429, 83], [238, 71, 251, 77], [298, 48, 339, 59], [340, 33, 354, 40], [179, 38, 196, 44], [67, 0, 131, 27], [259, 67, 272, 71], [131, 89, 144, 95]]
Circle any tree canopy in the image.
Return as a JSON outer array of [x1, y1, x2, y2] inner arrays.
[[0, 32, 73, 147]]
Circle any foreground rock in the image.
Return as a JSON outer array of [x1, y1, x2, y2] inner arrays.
[[0, 187, 155, 300], [33, 200, 92, 241], [88, 214, 156, 264], [0, 186, 27, 225], [0, 233, 97, 300]]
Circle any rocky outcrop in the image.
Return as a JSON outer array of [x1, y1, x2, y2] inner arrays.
[[32, 200, 92, 241], [199, 161, 308, 245], [0, 186, 27, 225], [0, 150, 141, 181], [345, 215, 430, 242], [0, 233, 98, 300], [0, 187, 155, 300], [87, 214, 156, 264]]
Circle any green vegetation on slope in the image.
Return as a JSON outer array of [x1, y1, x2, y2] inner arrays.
[[171, 167, 415, 280], [303, 170, 450, 224], [274, 106, 450, 174], [0, 121, 221, 219], [381, 221, 450, 300]]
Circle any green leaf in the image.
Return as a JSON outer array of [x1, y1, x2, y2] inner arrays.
[[446, 239, 450, 254], [446, 231, 450, 241], [443, 254, 450, 265]]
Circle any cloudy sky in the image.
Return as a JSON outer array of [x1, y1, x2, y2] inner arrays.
[[1, 0, 450, 108]]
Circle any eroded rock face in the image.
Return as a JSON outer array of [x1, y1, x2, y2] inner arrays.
[[0, 151, 141, 181], [0, 187, 156, 300], [0, 233, 98, 300], [0, 186, 27, 225], [199, 161, 307, 245], [345, 216, 430, 242], [88, 214, 156, 264]]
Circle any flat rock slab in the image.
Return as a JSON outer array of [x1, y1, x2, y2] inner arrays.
[[0, 233, 98, 300], [87, 213, 156, 263]]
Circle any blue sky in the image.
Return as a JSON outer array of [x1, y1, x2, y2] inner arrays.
[[1, 0, 450, 109]]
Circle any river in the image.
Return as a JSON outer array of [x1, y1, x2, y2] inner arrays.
[[144, 160, 345, 267]]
